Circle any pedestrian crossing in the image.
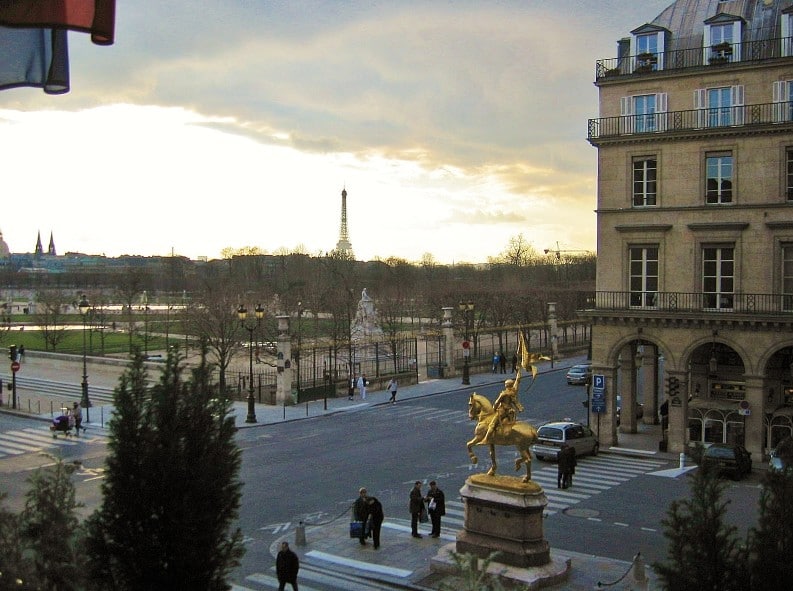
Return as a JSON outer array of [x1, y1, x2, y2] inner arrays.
[[234, 453, 667, 590], [0, 426, 108, 459], [380, 403, 543, 425]]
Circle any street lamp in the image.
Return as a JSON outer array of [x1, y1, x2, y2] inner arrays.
[[79, 294, 91, 422], [142, 290, 149, 357], [238, 303, 265, 424], [459, 301, 474, 386], [296, 301, 303, 398]]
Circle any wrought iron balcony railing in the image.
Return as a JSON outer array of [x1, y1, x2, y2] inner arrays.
[[587, 291, 793, 315], [596, 36, 792, 80], [588, 101, 793, 140]]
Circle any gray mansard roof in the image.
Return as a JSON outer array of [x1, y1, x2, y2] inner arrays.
[[645, 0, 793, 49]]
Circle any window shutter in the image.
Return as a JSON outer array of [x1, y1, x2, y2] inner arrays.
[[620, 96, 634, 134], [732, 85, 744, 125], [773, 80, 789, 122], [656, 92, 668, 131], [783, 14, 792, 57], [657, 32, 666, 70], [694, 89, 706, 128]]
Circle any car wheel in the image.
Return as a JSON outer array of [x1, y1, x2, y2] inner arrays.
[[535, 455, 545, 461], [592, 442, 599, 456]]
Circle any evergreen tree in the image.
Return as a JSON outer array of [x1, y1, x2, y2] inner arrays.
[[17, 457, 83, 591], [0, 492, 31, 590], [84, 346, 244, 590], [747, 466, 793, 590], [653, 466, 748, 591]]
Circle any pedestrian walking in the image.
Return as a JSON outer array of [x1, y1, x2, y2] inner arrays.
[[387, 378, 398, 404], [511, 353, 518, 373], [499, 352, 506, 373], [366, 496, 384, 549], [425, 481, 446, 538], [71, 401, 84, 436], [348, 376, 356, 400], [492, 354, 499, 373], [409, 481, 424, 538], [353, 487, 369, 545], [357, 374, 367, 400], [276, 541, 300, 591], [18, 344, 25, 361]]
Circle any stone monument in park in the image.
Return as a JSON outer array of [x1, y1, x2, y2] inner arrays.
[[350, 288, 383, 344], [431, 342, 571, 587]]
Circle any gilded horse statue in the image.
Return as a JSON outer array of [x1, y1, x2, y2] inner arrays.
[[467, 392, 538, 483]]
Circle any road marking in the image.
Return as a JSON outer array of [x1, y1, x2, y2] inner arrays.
[[305, 550, 412, 578]]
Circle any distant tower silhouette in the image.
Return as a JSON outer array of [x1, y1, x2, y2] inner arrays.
[[334, 187, 354, 259], [34, 231, 44, 258], [47, 231, 56, 256]]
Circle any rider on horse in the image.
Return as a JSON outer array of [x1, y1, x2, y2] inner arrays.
[[484, 370, 524, 442]]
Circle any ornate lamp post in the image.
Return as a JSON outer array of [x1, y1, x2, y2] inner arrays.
[[296, 301, 303, 397], [459, 301, 474, 386], [142, 290, 149, 357], [79, 294, 91, 422], [238, 303, 264, 423]]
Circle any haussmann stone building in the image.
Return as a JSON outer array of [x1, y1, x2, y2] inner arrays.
[[584, 0, 793, 461]]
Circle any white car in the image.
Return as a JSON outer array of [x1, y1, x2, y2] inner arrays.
[[531, 421, 599, 461]]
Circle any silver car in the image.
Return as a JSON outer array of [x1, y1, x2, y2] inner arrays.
[[531, 421, 600, 461]]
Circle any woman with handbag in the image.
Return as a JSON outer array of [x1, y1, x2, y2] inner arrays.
[[352, 487, 369, 545]]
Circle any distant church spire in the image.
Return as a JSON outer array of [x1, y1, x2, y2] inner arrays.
[[47, 231, 56, 256], [333, 186, 354, 259], [34, 231, 43, 257]]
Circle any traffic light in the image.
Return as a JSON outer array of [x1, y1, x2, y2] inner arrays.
[[9, 345, 16, 362], [666, 376, 679, 396]]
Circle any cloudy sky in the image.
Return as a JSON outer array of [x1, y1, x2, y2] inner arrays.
[[0, 0, 671, 264]]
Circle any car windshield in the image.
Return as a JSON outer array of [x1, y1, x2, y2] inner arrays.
[[538, 426, 564, 441], [570, 368, 586, 374], [706, 446, 734, 459]]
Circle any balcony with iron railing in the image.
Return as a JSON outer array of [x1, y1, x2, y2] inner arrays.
[[588, 101, 793, 141], [582, 291, 793, 317], [595, 35, 792, 80]]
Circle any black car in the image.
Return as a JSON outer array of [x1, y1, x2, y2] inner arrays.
[[702, 443, 752, 480]]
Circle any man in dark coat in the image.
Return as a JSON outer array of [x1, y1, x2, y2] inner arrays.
[[557, 444, 570, 488], [425, 480, 446, 538], [366, 496, 385, 549], [409, 481, 424, 538], [353, 487, 369, 545], [558, 444, 577, 488], [276, 541, 299, 591]]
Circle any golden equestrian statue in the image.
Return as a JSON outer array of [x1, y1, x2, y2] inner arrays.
[[466, 333, 548, 483]]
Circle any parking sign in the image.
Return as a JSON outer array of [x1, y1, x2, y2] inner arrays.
[[593, 374, 605, 389]]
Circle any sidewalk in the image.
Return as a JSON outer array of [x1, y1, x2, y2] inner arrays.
[[2, 353, 671, 589]]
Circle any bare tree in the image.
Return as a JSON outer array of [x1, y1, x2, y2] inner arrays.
[[34, 290, 69, 351]]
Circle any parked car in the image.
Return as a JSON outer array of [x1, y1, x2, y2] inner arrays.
[[531, 421, 599, 461], [702, 443, 752, 480], [566, 364, 592, 385], [616, 395, 644, 425], [769, 436, 793, 473]]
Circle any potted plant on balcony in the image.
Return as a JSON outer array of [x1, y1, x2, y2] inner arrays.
[[710, 42, 733, 64], [635, 52, 658, 73]]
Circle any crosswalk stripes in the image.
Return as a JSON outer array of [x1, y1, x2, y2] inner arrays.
[[233, 455, 669, 590], [0, 426, 108, 459]]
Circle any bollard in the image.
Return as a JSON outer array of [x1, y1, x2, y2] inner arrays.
[[633, 552, 646, 582], [679, 452, 686, 469], [295, 520, 306, 547]]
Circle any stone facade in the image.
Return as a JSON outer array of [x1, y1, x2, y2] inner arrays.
[[585, 0, 793, 459]]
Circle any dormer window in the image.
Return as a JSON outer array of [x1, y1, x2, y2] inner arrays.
[[704, 14, 743, 64], [630, 25, 668, 73]]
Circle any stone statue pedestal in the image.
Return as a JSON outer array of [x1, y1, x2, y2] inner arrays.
[[431, 474, 570, 587], [456, 474, 550, 567]]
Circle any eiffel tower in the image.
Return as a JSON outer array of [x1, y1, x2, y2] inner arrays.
[[333, 187, 354, 259]]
